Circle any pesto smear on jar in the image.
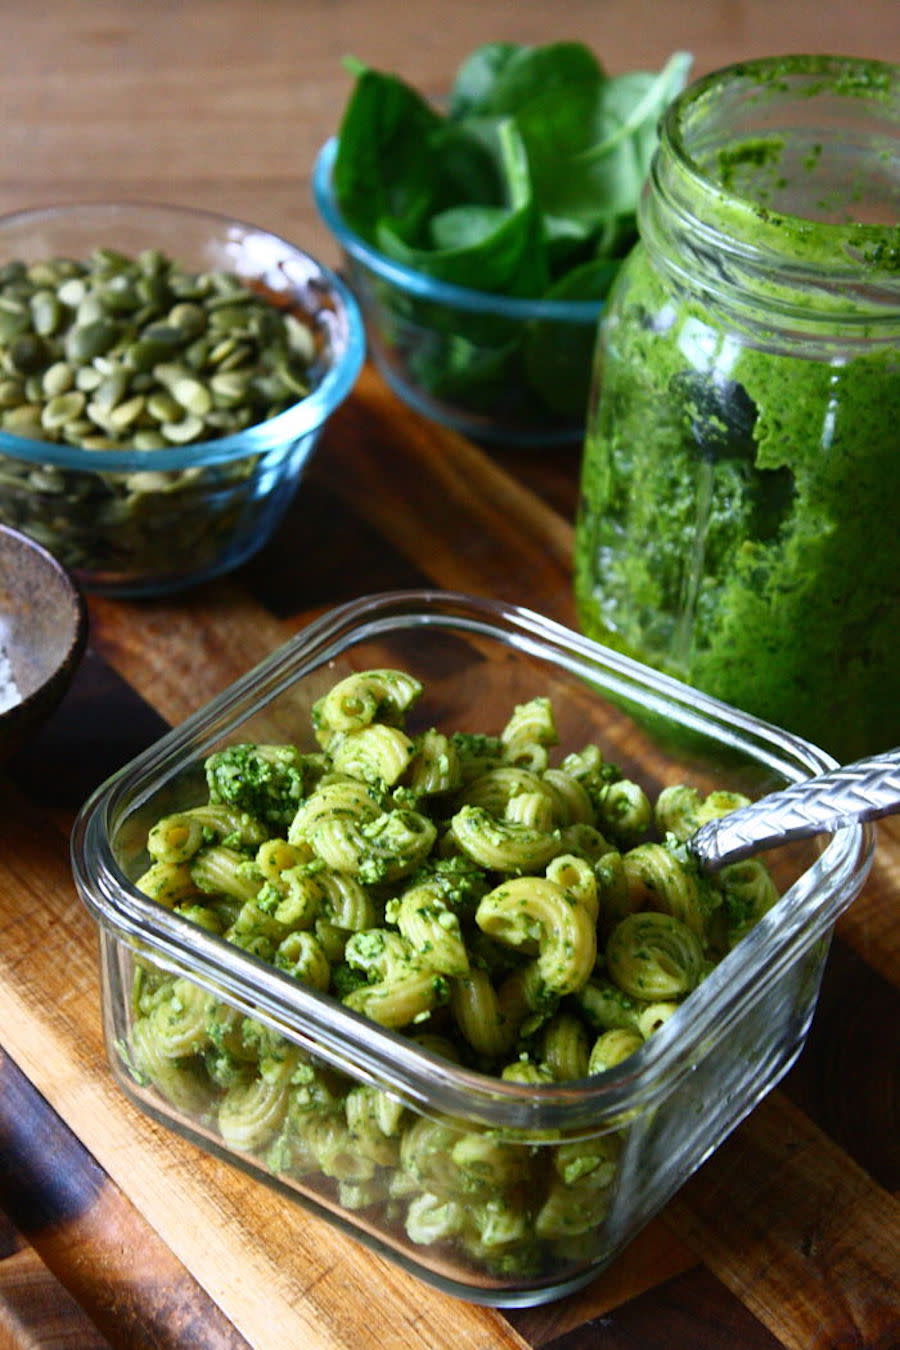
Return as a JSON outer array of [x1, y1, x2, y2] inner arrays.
[[574, 55, 900, 762]]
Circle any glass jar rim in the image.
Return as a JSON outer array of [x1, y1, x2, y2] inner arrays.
[[647, 54, 899, 307]]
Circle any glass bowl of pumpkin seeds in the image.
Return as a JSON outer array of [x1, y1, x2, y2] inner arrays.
[[0, 202, 364, 595]]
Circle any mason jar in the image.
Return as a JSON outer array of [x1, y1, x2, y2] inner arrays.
[[574, 55, 900, 763]]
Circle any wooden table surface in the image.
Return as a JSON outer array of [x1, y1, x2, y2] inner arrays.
[[0, 4, 897, 1348]]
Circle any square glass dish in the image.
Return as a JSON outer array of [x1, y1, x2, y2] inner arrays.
[[71, 590, 874, 1306]]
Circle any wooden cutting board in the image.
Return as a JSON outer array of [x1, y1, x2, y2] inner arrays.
[[0, 365, 897, 1350]]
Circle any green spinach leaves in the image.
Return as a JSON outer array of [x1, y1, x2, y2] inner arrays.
[[334, 41, 691, 298], [330, 41, 692, 437]]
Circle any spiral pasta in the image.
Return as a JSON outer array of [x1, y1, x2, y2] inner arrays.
[[500, 695, 558, 772], [126, 665, 782, 1285], [606, 912, 705, 1000], [312, 668, 422, 747]]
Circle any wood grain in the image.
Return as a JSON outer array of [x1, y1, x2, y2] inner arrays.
[[537, 1266, 788, 1350], [668, 1095, 900, 1350], [0, 3, 896, 1345], [0, 1052, 250, 1350], [1, 370, 897, 1350], [0, 1216, 114, 1350]]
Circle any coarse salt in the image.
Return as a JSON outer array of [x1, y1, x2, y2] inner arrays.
[[0, 616, 21, 713]]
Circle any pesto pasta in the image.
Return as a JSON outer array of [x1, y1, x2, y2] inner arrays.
[[127, 666, 781, 1283]]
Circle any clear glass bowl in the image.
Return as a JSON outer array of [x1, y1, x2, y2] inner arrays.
[[0, 202, 365, 596], [313, 139, 605, 448], [71, 590, 874, 1306]]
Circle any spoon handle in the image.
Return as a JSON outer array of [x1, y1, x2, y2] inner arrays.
[[689, 746, 900, 871]]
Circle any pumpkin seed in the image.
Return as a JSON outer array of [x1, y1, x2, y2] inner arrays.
[[92, 368, 129, 412], [161, 413, 204, 444], [151, 361, 190, 389], [56, 277, 88, 307], [30, 290, 64, 336], [79, 434, 118, 450], [75, 294, 106, 327], [75, 366, 103, 392], [146, 390, 182, 423], [126, 468, 174, 491], [129, 335, 181, 372], [0, 242, 317, 489], [10, 334, 49, 374], [172, 376, 212, 418], [107, 394, 145, 431], [3, 404, 44, 434], [99, 275, 141, 312], [131, 430, 167, 451], [42, 390, 86, 429], [210, 370, 249, 405], [169, 302, 206, 338], [215, 342, 254, 373], [42, 361, 75, 397], [0, 377, 24, 407], [65, 318, 119, 363], [0, 308, 30, 342], [28, 466, 68, 490]]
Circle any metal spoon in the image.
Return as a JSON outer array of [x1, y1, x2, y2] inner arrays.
[[688, 746, 900, 871]]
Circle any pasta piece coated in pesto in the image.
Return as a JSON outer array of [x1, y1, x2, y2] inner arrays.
[[330, 723, 417, 786], [476, 874, 597, 1000], [393, 877, 470, 977], [606, 912, 705, 1000], [312, 668, 422, 747], [501, 696, 558, 772], [126, 664, 786, 1286], [451, 803, 562, 873]]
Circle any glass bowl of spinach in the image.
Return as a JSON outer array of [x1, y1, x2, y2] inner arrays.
[[314, 42, 691, 447]]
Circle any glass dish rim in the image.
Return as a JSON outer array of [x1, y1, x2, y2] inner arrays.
[[71, 587, 874, 1132], [0, 198, 366, 471], [312, 138, 603, 324]]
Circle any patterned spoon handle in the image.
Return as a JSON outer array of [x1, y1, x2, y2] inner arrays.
[[689, 746, 900, 871]]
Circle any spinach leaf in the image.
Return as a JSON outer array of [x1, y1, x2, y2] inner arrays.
[[447, 41, 521, 118], [333, 42, 690, 286], [332, 67, 443, 242], [450, 41, 605, 119], [373, 117, 548, 297], [586, 54, 695, 170], [328, 42, 692, 437], [512, 50, 694, 234], [523, 257, 622, 417]]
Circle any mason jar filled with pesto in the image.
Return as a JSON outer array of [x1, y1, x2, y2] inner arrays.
[[574, 55, 899, 762]]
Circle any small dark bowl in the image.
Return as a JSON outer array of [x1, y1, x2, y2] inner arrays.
[[0, 522, 88, 762]]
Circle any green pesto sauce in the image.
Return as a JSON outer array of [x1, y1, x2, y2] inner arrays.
[[574, 245, 900, 762]]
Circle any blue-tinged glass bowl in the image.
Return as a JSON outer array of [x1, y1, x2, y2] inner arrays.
[[313, 139, 607, 449], [0, 202, 364, 596]]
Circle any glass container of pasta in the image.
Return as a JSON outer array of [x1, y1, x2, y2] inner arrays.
[[574, 55, 900, 764], [71, 589, 874, 1307]]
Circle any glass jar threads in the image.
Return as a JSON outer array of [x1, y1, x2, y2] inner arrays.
[[574, 55, 900, 762]]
